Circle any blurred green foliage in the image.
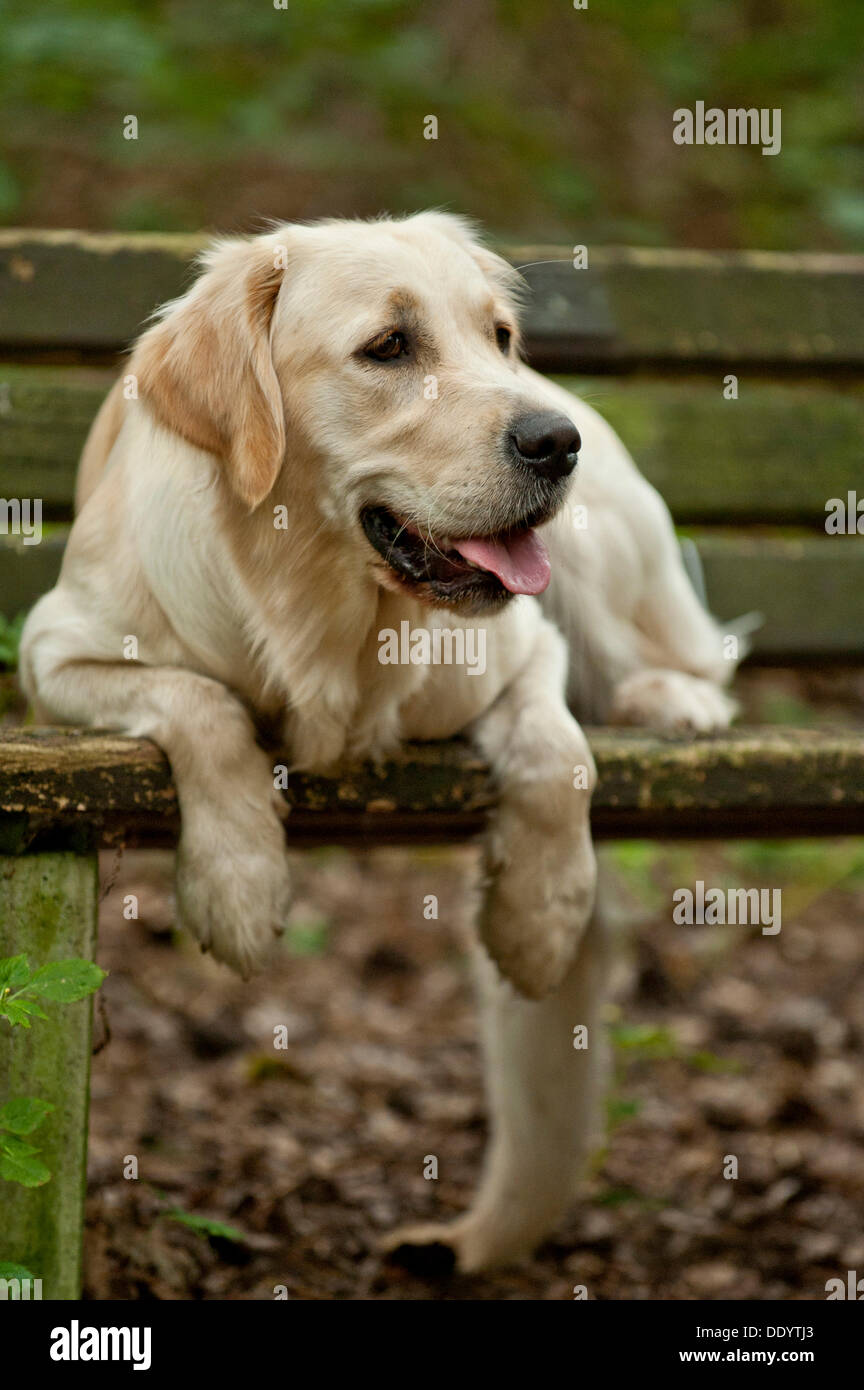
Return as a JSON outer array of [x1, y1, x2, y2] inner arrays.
[[0, 0, 861, 246], [607, 837, 864, 911], [0, 613, 25, 670], [282, 915, 330, 957]]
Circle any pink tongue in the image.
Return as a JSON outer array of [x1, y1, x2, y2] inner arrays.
[[454, 529, 551, 595]]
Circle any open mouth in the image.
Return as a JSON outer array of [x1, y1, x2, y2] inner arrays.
[[360, 504, 554, 610]]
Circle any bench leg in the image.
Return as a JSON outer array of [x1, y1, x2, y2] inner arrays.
[[0, 852, 98, 1300]]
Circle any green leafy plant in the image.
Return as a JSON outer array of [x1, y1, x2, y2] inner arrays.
[[0, 1096, 54, 1187], [147, 1187, 247, 1246], [283, 916, 330, 957], [0, 954, 106, 1028], [604, 1020, 739, 1140], [0, 1262, 36, 1282], [0, 953, 106, 1189], [609, 1022, 678, 1059], [609, 1021, 738, 1074], [164, 1208, 245, 1243], [0, 612, 26, 670]]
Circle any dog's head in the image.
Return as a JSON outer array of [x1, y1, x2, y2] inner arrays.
[[133, 212, 579, 615]]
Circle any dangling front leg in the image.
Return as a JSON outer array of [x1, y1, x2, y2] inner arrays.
[[471, 617, 597, 1000]]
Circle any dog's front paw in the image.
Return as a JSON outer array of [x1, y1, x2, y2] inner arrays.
[[479, 808, 596, 1000], [609, 669, 736, 733], [175, 805, 292, 977]]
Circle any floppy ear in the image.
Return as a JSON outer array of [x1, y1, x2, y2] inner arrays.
[[132, 232, 288, 509]]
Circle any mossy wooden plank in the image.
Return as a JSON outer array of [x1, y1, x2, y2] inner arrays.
[[0, 852, 98, 1299], [2, 233, 863, 368], [596, 249, 864, 370], [0, 532, 67, 617], [698, 533, 864, 659], [3, 366, 862, 524], [1, 727, 863, 845], [3, 529, 862, 659], [559, 378, 864, 524], [0, 366, 113, 507], [589, 726, 864, 837], [0, 231, 202, 353], [514, 247, 864, 368]]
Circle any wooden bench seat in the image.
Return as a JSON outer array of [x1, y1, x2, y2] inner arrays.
[[1, 232, 862, 1299], [3, 726, 864, 851]]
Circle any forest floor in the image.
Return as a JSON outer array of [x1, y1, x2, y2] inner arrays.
[[82, 828, 864, 1301]]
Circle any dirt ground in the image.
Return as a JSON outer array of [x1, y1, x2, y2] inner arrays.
[[82, 826, 864, 1302]]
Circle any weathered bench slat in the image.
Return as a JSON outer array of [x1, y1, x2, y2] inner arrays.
[[2, 727, 863, 845], [0, 231, 202, 356], [0, 851, 98, 1299], [696, 533, 864, 660], [0, 365, 109, 507], [0, 531, 67, 616], [582, 379, 864, 525], [2, 234, 863, 369], [2, 365, 862, 525], [3, 530, 862, 661]]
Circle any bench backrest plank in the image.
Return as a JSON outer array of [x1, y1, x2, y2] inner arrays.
[[2, 234, 863, 368], [2, 367, 862, 527], [1, 235, 862, 661]]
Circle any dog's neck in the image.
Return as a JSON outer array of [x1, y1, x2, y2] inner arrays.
[[220, 479, 433, 770]]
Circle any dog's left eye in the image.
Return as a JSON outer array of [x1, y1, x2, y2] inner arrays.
[[365, 330, 408, 362], [496, 325, 512, 354]]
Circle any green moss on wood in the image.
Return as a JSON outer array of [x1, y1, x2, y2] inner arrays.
[[1, 726, 863, 847], [5, 367, 863, 524], [0, 852, 98, 1299]]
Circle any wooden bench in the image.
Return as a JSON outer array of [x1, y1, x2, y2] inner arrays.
[[1, 234, 863, 1298]]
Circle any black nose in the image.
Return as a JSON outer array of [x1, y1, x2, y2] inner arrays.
[[509, 411, 581, 482]]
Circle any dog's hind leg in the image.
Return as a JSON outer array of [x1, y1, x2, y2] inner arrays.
[[382, 908, 612, 1274]]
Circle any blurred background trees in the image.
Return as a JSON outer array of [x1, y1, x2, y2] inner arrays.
[[0, 0, 862, 247]]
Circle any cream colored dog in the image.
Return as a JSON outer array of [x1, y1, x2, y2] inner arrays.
[[20, 212, 734, 1272]]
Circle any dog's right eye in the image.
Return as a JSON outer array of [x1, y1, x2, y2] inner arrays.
[[364, 330, 408, 362]]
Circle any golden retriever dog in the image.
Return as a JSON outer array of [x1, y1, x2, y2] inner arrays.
[[19, 212, 735, 1272]]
